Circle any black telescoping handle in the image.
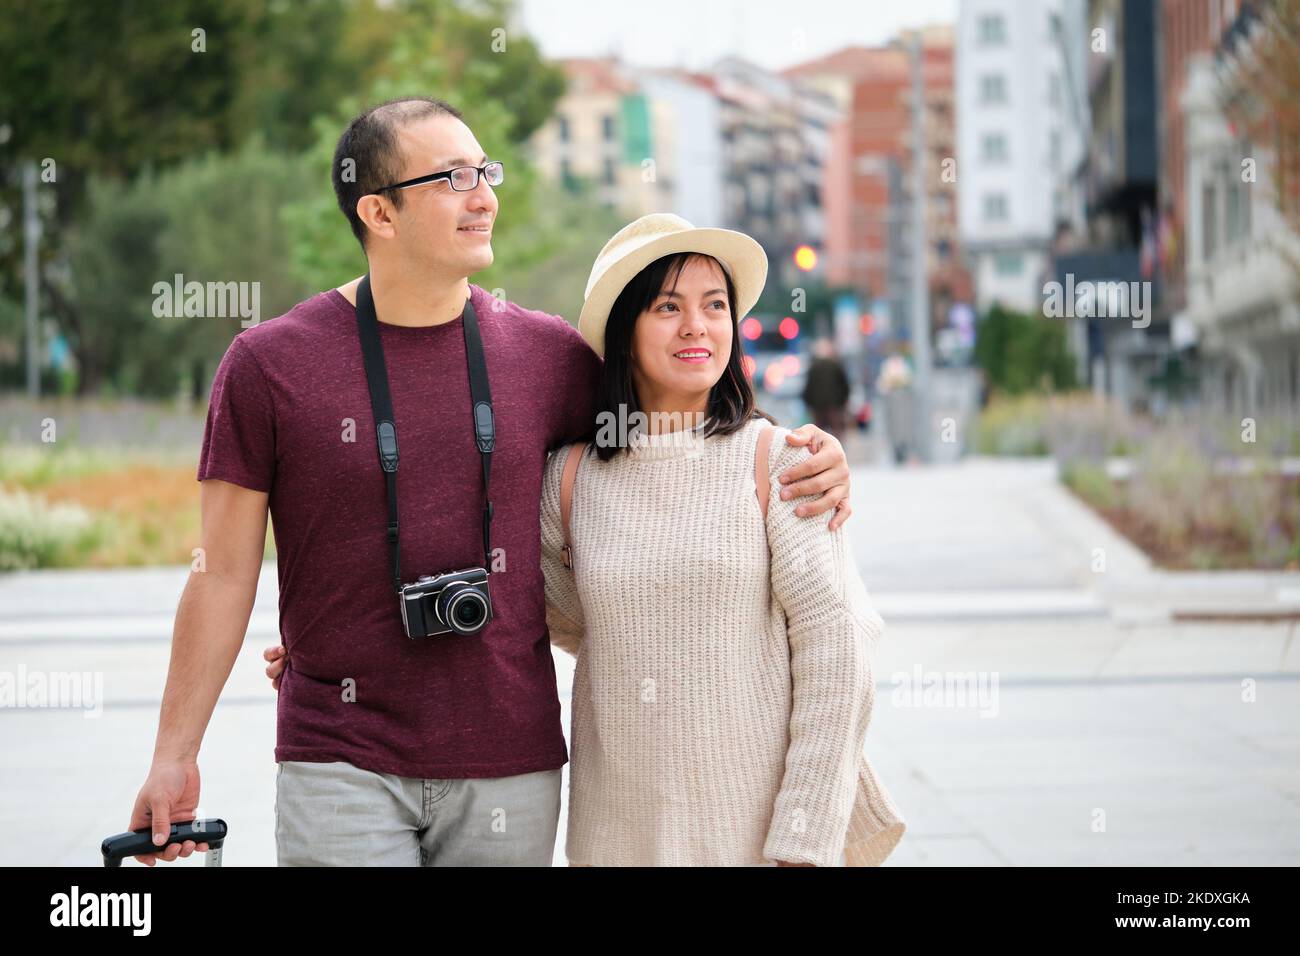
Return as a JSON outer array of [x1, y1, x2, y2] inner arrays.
[[101, 819, 228, 867]]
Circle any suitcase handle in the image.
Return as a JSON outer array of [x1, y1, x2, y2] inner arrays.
[[101, 818, 228, 867]]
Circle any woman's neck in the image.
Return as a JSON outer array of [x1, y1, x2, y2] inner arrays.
[[638, 395, 709, 434]]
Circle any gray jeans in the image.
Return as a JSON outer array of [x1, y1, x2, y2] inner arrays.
[[275, 760, 562, 866]]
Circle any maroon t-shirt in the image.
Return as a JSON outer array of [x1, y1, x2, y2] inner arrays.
[[197, 284, 601, 778]]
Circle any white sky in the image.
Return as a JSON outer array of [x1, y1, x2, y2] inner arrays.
[[519, 0, 959, 72]]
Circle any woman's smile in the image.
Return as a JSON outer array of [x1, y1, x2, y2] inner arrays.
[[672, 348, 713, 364]]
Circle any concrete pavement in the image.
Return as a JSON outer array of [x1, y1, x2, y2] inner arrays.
[[2, 455, 1298, 865]]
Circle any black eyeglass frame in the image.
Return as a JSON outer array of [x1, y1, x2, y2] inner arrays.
[[374, 160, 504, 193]]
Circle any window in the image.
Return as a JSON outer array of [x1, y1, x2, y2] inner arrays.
[[1049, 73, 1061, 107], [978, 14, 1006, 45], [561, 158, 577, 193], [981, 132, 1008, 163], [602, 115, 616, 142], [603, 157, 616, 185], [994, 252, 1022, 276], [1226, 179, 1244, 243], [1050, 129, 1062, 166], [983, 193, 1009, 222], [1239, 179, 1253, 239], [979, 74, 1008, 105], [558, 116, 570, 143], [1202, 182, 1217, 260]]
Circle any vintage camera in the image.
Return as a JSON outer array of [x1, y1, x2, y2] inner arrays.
[[399, 567, 493, 639]]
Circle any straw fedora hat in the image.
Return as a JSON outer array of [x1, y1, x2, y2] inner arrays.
[[576, 213, 768, 359]]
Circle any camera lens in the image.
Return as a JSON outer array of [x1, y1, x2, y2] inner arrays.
[[440, 584, 488, 635]]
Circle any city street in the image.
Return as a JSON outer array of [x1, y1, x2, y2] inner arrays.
[[3, 452, 1297, 867]]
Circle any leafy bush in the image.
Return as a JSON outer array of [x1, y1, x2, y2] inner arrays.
[[1063, 420, 1300, 569], [1060, 461, 1120, 511], [975, 392, 1139, 459], [973, 304, 1078, 395], [974, 393, 1050, 455], [0, 488, 99, 570]]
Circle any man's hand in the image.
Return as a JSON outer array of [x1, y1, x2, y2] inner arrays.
[[127, 760, 209, 866], [778, 424, 852, 531], [264, 644, 288, 690]]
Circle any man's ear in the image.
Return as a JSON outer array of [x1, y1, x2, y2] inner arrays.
[[356, 194, 395, 241]]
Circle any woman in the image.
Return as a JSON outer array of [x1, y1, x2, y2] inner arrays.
[[268, 214, 905, 866]]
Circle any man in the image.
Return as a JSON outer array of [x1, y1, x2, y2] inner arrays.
[[802, 338, 852, 440], [127, 97, 855, 866]]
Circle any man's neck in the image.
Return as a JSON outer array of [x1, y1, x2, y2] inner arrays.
[[336, 262, 471, 328]]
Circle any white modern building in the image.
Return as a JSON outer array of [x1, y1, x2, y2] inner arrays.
[[528, 59, 727, 229], [635, 70, 726, 228], [956, 0, 1090, 315]]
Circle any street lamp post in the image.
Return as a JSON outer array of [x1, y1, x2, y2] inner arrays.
[[23, 160, 41, 399], [909, 33, 933, 463]]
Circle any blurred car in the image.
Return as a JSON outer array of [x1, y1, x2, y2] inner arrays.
[[740, 313, 807, 400]]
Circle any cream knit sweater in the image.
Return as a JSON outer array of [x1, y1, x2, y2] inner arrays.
[[539, 414, 906, 866]]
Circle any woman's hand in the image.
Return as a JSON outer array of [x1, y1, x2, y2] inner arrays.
[[776, 860, 815, 866], [778, 424, 852, 532], [263, 643, 288, 691]]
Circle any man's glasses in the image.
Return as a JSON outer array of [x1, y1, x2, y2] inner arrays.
[[376, 161, 504, 194]]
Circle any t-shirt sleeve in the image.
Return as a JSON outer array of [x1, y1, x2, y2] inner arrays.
[[544, 316, 603, 450], [197, 335, 277, 493]]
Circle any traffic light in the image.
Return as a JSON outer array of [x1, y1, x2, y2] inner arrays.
[[793, 245, 818, 272]]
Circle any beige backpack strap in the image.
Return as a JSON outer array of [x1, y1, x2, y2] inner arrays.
[[755, 425, 776, 521], [560, 443, 587, 569]]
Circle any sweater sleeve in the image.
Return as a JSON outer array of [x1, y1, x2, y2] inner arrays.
[[540, 446, 586, 657], [761, 430, 885, 867]]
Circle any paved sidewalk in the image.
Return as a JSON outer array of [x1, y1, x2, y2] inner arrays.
[[2, 457, 1298, 865], [846, 456, 1300, 865]]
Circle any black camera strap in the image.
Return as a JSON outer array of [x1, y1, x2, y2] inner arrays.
[[354, 274, 495, 593]]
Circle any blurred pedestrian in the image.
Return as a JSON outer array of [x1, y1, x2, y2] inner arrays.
[[803, 338, 851, 440], [876, 354, 916, 465]]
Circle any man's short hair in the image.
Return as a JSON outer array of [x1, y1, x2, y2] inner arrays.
[[332, 97, 464, 250]]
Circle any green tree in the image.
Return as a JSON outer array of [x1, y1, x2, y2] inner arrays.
[[0, 0, 567, 394], [284, 0, 567, 292], [150, 136, 316, 398], [49, 138, 315, 399], [0, 0, 406, 393], [974, 304, 1077, 395]]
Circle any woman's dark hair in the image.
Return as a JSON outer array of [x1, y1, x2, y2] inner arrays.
[[588, 251, 778, 463]]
